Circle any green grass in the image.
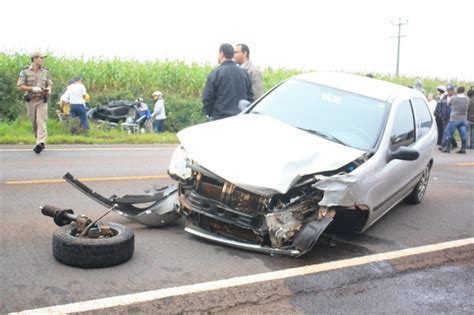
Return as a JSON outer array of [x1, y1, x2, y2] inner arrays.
[[0, 118, 178, 144]]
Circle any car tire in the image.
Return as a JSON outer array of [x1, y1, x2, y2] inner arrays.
[[405, 163, 431, 205], [52, 222, 134, 268]]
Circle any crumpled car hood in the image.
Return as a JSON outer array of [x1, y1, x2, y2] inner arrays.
[[177, 114, 365, 195]]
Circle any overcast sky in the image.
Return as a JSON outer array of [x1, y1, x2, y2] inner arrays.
[[2, 0, 472, 80]]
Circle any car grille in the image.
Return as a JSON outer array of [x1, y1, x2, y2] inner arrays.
[[195, 173, 269, 214], [196, 214, 264, 243]]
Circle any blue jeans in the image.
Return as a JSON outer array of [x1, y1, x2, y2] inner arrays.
[[70, 104, 89, 130], [446, 119, 467, 145], [153, 119, 165, 132]]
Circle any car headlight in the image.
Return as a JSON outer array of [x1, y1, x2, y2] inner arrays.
[[168, 145, 193, 180]]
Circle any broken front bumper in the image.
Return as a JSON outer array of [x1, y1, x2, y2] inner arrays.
[[63, 173, 180, 227], [178, 184, 335, 257], [185, 224, 301, 257]]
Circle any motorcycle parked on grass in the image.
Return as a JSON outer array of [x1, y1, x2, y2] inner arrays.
[[87, 100, 140, 127], [88, 99, 152, 132]]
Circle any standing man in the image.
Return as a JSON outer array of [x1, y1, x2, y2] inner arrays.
[[17, 52, 53, 154], [60, 77, 89, 130], [234, 43, 264, 99], [434, 85, 448, 146], [202, 43, 253, 121], [442, 86, 469, 154], [151, 91, 166, 132]]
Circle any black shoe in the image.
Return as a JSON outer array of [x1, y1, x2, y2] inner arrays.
[[456, 149, 466, 154], [33, 143, 45, 154]]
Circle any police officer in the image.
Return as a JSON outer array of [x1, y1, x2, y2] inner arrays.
[[17, 51, 53, 154]]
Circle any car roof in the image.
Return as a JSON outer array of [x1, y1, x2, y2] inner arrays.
[[293, 72, 424, 103]]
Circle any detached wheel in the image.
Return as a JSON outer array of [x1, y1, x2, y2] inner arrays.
[[52, 222, 134, 268], [405, 164, 431, 204]]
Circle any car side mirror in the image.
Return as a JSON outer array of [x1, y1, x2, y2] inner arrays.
[[238, 99, 251, 111], [388, 146, 419, 161]]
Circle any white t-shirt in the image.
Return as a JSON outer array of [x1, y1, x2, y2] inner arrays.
[[61, 83, 86, 105], [152, 99, 166, 120]]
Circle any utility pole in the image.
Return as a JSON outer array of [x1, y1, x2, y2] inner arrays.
[[391, 18, 408, 77]]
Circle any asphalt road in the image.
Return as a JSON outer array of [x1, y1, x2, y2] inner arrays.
[[0, 144, 473, 313]]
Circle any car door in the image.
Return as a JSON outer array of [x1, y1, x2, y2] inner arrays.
[[411, 97, 436, 166], [366, 99, 420, 224]]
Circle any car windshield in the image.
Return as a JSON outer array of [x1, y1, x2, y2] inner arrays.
[[248, 79, 389, 151]]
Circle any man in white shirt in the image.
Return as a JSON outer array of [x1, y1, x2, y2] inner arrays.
[[60, 77, 89, 130], [151, 91, 166, 132]]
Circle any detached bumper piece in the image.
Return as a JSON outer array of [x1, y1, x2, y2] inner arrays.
[[63, 172, 180, 227], [184, 224, 301, 257]]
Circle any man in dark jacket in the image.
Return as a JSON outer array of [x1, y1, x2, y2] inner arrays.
[[434, 85, 449, 146], [202, 43, 253, 120]]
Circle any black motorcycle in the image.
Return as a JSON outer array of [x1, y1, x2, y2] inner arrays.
[[87, 100, 140, 124]]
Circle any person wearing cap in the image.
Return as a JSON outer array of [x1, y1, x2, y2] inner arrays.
[[60, 77, 89, 130], [434, 85, 449, 146], [234, 43, 264, 99], [151, 91, 166, 132], [17, 51, 53, 154], [135, 97, 152, 132], [446, 84, 456, 112]]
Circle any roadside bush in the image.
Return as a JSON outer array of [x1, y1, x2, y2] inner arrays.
[[164, 96, 207, 132]]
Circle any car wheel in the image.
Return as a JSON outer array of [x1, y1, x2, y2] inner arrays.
[[405, 164, 431, 205], [52, 222, 134, 268]]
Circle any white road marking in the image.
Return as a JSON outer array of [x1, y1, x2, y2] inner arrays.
[[12, 237, 473, 315], [0, 147, 175, 152]]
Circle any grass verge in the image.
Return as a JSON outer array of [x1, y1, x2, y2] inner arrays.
[[0, 118, 179, 144]]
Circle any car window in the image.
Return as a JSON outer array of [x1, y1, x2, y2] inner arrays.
[[249, 79, 389, 151], [411, 98, 433, 139], [390, 100, 415, 150]]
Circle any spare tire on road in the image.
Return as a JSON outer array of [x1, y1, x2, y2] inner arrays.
[[52, 222, 134, 268]]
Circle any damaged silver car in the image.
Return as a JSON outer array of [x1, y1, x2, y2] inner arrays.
[[168, 72, 437, 257]]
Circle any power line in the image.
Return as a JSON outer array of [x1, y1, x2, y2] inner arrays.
[[391, 18, 408, 77]]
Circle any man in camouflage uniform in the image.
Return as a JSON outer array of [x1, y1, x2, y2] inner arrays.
[[17, 52, 53, 154]]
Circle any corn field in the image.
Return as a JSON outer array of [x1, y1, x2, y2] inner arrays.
[[0, 52, 472, 133]]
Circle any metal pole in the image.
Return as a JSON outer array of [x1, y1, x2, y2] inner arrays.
[[396, 23, 401, 77], [391, 18, 408, 77]]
